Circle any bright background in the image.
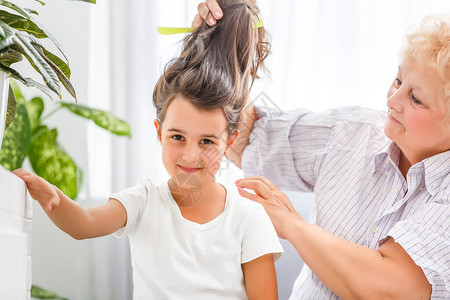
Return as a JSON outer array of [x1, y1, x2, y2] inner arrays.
[[14, 0, 449, 299]]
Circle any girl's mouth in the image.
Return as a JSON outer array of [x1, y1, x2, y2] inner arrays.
[[178, 165, 202, 173]]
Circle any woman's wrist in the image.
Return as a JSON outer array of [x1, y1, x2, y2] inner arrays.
[[284, 215, 308, 243]]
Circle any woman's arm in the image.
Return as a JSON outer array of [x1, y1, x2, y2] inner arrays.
[[13, 168, 127, 240], [236, 177, 432, 299], [242, 254, 278, 300]]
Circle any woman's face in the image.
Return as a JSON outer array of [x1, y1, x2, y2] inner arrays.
[[385, 59, 450, 164], [155, 96, 235, 189]]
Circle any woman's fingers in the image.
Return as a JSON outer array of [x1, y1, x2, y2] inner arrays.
[[235, 178, 273, 199], [191, 13, 203, 28], [237, 186, 264, 205], [205, 0, 223, 19], [197, 1, 222, 26], [240, 176, 278, 191]]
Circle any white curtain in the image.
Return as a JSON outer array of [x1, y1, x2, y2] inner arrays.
[[82, 1, 449, 299]]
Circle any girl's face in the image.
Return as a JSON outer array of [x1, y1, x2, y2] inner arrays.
[[155, 96, 237, 188], [385, 59, 450, 164]]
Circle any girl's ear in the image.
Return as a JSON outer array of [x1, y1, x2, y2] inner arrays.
[[154, 119, 162, 142], [225, 130, 240, 151]]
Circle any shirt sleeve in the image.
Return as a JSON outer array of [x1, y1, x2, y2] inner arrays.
[[109, 180, 151, 238], [241, 106, 387, 192], [241, 107, 323, 192], [241, 203, 284, 264], [386, 202, 450, 299]]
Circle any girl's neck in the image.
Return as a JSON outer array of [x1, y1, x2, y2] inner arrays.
[[168, 178, 225, 207], [168, 179, 227, 224]]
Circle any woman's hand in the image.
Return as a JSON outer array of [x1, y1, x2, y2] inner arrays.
[[235, 176, 303, 240], [13, 168, 60, 213], [192, 0, 223, 27], [226, 105, 258, 168]]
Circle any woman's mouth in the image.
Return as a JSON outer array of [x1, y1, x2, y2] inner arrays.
[[178, 165, 202, 173]]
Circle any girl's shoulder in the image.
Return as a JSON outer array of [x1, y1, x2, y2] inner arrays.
[[226, 192, 266, 218]]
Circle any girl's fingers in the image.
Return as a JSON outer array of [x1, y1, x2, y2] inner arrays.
[[12, 168, 33, 182]]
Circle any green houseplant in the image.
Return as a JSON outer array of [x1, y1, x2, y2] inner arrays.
[[0, 1, 131, 299], [0, 0, 97, 126]]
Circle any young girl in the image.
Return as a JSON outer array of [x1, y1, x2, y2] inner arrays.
[[14, 0, 283, 299]]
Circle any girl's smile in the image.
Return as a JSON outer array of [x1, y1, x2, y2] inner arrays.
[[178, 164, 203, 173]]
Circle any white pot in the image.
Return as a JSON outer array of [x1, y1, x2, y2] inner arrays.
[[0, 71, 10, 148]]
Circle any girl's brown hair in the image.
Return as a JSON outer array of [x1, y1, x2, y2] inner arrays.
[[153, 0, 270, 135]]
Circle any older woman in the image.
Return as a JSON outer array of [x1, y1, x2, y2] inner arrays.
[[196, 2, 449, 299]]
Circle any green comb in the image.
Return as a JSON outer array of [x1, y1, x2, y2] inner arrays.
[[158, 15, 263, 35]]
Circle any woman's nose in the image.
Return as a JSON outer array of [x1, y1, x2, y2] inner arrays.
[[386, 86, 404, 112]]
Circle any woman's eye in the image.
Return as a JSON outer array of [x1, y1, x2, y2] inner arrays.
[[411, 95, 422, 105], [201, 139, 214, 145], [172, 135, 184, 141]]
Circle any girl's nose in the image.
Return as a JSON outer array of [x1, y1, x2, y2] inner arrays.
[[182, 143, 199, 162]]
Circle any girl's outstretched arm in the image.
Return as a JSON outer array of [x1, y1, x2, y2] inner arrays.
[[242, 253, 278, 300], [13, 168, 127, 240]]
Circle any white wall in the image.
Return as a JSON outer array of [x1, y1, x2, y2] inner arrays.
[[0, 166, 31, 300]]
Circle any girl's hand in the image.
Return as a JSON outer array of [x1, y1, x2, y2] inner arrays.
[[236, 176, 303, 240], [192, 0, 223, 27], [13, 168, 60, 213]]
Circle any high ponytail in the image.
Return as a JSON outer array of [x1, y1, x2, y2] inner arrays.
[[153, 0, 270, 135]]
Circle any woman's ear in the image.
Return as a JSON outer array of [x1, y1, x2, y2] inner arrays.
[[225, 130, 240, 151], [154, 119, 162, 143]]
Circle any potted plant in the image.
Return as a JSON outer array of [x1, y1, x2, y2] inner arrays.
[[0, 1, 131, 299]]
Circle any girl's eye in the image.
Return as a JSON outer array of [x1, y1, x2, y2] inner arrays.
[[172, 135, 184, 141], [411, 94, 423, 105], [394, 78, 402, 87], [201, 139, 214, 145]]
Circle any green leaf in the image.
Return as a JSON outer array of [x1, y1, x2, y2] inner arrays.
[[28, 125, 80, 199], [32, 0, 46, 6], [61, 102, 132, 136], [15, 31, 61, 97], [5, 84, 15, 126], [42, 48, 70, 79], [34, 45, 75, 99], [68, 0, 96, 3], [30, 285, 68, 300], [0, 10, 46, 38], [10, 79, 25, 102], [0, 19, 17, 50], [24, 96, 44, 132], [0, 63, 57, 100], [0, 46, 23, 66], [0, 104, 31, 170], [0, 1, 33, 19]]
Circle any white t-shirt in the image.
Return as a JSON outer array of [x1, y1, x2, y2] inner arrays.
[[111, 179, 284, 300]]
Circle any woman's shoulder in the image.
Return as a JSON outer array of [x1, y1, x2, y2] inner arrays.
[[301, 106, 386, 127]]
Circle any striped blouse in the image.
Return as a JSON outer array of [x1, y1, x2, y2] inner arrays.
[[241, 106, 449, 299]]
